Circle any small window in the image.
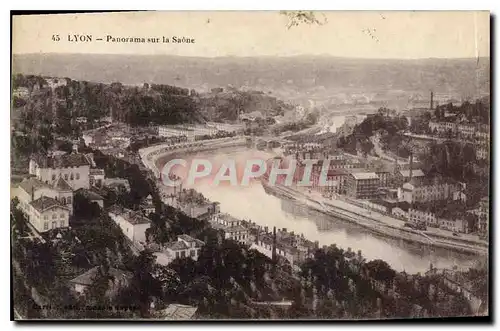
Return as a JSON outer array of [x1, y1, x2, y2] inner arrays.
[[181, 251, 186, 258], [44, 215, 48, 220], [70, 173, 74, 180], [52, 174, 56, 180], [190, 250, 195, 257], [67, 197, 72, 204], [76, 173, 80, 180], [64, 174, 68, 180], [52, 214, 56, 219], [176, 252, 180, 258], [60, 213, 64, 218], [44, 222, 48, 230], [60, 220, 65, 227]]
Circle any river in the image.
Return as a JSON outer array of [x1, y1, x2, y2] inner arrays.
[[162, 146, 480, 274]]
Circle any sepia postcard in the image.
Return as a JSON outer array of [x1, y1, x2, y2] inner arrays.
[[10, 11, 490, 321]]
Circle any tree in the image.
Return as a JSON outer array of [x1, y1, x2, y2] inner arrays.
[[364, 259, 396, 284], [123, 250, 163, 317]]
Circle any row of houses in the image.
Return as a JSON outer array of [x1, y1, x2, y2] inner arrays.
[[399, 178, 465, 204], [407, 208, 468, 233], [428, 121, 489, 140]]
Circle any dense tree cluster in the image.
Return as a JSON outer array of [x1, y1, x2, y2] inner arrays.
[[337, 108, 408, 157], [434, 98, 490, 125], [197, 88, 292, 122]]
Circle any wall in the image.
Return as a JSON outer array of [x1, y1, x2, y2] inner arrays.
[[32, 206, 70, 233], [133, 222, 150, 243]]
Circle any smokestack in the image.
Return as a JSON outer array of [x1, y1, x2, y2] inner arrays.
[[409, 153, 413, 181], [430, 91, 434, 110], [272, 226, 277, 263]]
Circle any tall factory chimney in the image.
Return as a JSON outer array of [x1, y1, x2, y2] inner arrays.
[[409, 153, 413, 181], [430, 91, 434, 110]]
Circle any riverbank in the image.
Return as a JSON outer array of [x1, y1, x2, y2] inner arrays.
[[262, 182, 488, 256], [139, 140, 487, 259]]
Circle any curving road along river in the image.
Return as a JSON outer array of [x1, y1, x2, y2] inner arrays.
[[162, 147, 481, 274]]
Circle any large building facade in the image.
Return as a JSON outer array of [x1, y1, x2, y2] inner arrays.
[[345, 172, 380, 199], [29, 153, 92, 190], [401, 181, 462, 204]]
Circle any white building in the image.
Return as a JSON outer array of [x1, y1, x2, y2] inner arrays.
[[401, 180, 461, 204], [438, 217, 467, 233], [89, 168, 105, 188], [476, 146, 489, 160], [457, 123, 476, 138], [21, 196, 70, 233], [13, 87, 30, 98], [108, 206, 151, 244], [408, 208, 438, 227], [17, 177, 74, 215], [210, 213, 250, 244], [154, 234, 205, 266], [392, 206, 409, 220], [429, 121, 457, 134], [29, 153, 92, 190]]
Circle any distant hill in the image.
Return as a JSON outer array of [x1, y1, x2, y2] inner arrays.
[[13, 54, 490, 104]]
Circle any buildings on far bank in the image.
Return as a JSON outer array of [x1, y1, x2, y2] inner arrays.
[[400, 178, 464, 204], [345, 172, 380, 199], [210, 213, 250, 245]]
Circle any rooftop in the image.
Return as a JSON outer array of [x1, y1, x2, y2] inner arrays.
[[161, 304, 198, 320], [107, 206, 151, 225], [166, 240, 189, 251], [399, 169, 425, 178], [90, 168, 105, 175], [350, 172, 379, 180], [127, 211, 152, 225], [69, 266, 133, 286], [76, 188, 104, 201], [30, 196, 68, 213], [211, 222, 248, 233], [178, 234, 196, 242], [53, 177, 72, 191], [31, 152, 91, 168], [326, 169, 348, 176], [19, 177, 51, 194], [219, 213, 240, 224]]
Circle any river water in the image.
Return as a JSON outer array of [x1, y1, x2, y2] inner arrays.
[[163, 147, 480, 274]]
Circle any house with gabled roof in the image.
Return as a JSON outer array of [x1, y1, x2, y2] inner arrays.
[[154, 234, 205, 266], [26, 196, 71, 233], [17, 176, 74, 217], [68, 266, 133, 297]]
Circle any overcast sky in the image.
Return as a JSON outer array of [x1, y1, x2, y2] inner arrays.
[[12, 11, 490, 59]]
